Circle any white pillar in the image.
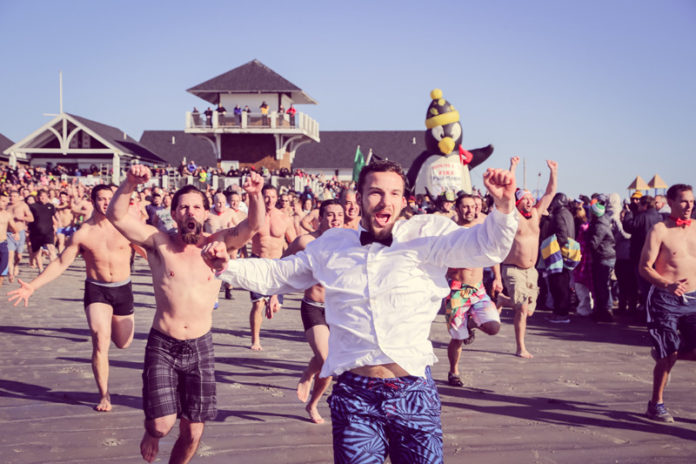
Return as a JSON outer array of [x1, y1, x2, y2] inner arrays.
[[112, 153, 121, 184]]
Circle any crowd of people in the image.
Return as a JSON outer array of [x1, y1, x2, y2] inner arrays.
[[2, 156, 695, 463]]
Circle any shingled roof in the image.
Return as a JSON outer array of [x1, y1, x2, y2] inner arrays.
[[139, 131, 217, 167], [292, 130, 426, 170], [187, 59, 317, 105], [0, 133, 13, 159], [67, 114, 164, 163]]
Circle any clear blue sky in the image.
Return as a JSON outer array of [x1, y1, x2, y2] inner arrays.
[[1, 0, 694, 198]]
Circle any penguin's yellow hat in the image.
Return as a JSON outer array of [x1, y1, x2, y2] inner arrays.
[[425, 88, 460, 129]]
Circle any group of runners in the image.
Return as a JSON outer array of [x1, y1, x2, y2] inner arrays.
[[2, 156, 695, 463]]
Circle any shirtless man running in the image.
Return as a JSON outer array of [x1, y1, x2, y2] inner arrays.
[[106, 165, 263, 463], [6, 190, 32, 283], [0, 193, 19, 287], [285, 199, 345, 424], [445, 193, 503, 387], [248, 184, 296, 350], [640, 183, 696, 423], [55, 191, 77, 253], [498, 157, 557, 358], [205, 193, 241, 300], [8, 185, 134, 412]]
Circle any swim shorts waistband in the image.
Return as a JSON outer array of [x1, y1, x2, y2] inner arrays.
[[85, 277, 132, 288], [301, 297, 325, 308]]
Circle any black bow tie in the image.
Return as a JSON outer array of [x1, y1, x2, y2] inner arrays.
[[360, 230, 393, 247]]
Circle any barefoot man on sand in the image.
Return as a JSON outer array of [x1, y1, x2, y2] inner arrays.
[[640, 183, 696, 423], [285, 199, 345, 424], [106, 165, 263, 464], [498, 157, 557, 358], [8, 185, 135, 412], [248, 184, 296, 350]]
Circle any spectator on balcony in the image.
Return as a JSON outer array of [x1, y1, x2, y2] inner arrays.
[[204, 107, 213, 127], [234, 104, 242, 125], [287, 104, 297, 125], [260, 101, 269, 125], [243, 105, 251, 115], [278, 104, 285, 124], [192, 107, 201, 126]]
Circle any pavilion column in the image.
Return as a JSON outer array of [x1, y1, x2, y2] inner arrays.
[[112, 153, 121, 184]]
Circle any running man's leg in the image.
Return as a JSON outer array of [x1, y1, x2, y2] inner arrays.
[[514, 303, 533, 358], [84, 302, 115, 411], [141, 414, 177, 463], [169, 418, 205, 464], [303, 324, 331, 424], [249, 298, 265, 351]]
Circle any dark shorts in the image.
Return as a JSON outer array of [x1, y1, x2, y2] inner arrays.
[[0, 241, 8, 276], [300, 298, 326, 331], [328, 366, 443, 464], [249, 291, 285, 304], [83, 279, 134, 316], [29, 232, 53, 252], [646, 286, 696, 359], [142, 328, 217, 422]]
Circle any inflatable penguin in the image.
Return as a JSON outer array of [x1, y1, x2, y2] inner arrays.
[[407, 89, 494, 198]]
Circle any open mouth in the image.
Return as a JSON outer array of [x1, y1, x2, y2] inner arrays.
[[374, 212, 391, 227], [186, 219, 198, 232]]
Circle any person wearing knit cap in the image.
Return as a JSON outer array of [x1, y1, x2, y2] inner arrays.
[[588, 195, 616, 322], [498, 156, 558, 356]]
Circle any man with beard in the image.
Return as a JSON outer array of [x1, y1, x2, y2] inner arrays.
[[106, 165, 264, 464], [445, 193, 503, 387], [248, 184, 296, 351], [285, 199, 345, 424], [8, 185, 135, 412], [498, 157, 557, 357], [202, 160, 518, 463], [640, 184, 696, 423]]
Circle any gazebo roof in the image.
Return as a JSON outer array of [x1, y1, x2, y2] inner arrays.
[[647, 174, 668, 189], [187, 59, 317, 105], [627, 175, 649, 190]]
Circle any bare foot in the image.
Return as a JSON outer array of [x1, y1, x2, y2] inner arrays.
[[297, 371, 314, 403], [94, 394, 112, 412], [306, 404, 325, 424], [516, 350, 534, 359], [140, 432, 159, 463], [250, 342, 263, 351]]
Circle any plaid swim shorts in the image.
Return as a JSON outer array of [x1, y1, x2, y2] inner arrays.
[[142, 328, 217, 422]]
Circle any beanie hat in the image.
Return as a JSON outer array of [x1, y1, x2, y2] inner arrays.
[[591, 201, 606, 217], [631, 191, 643, 199], [515, 188, 533, 205], [425, 89, 460, 129]]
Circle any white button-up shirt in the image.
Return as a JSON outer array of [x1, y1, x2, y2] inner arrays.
[[217, 209, 518, 378]]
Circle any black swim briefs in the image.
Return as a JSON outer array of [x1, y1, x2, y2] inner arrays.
[[83, 279, 134, 316], [300, 298, 327, 331]]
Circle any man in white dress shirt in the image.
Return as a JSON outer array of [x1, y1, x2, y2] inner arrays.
[[202, 160, 518, 463]]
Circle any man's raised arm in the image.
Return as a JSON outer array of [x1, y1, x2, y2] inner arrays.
[[211, 172, 265, 250], [106, 165, 159, 249], [536, 160, 558, 213]]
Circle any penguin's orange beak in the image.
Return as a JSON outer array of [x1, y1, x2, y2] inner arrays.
[[438, 137, 455, 155]]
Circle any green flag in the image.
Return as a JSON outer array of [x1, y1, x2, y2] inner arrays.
[[352, 146, 365, 182]]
